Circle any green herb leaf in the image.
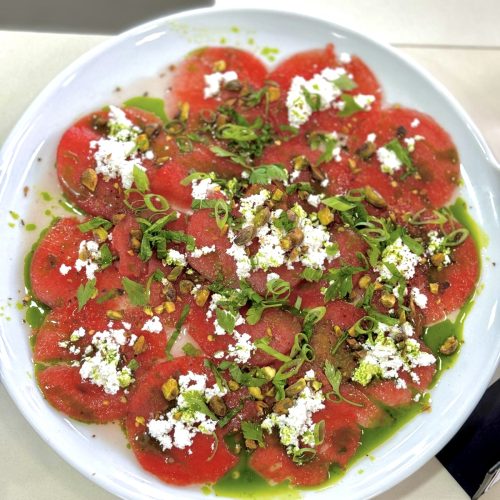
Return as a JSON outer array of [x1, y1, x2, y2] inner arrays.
[[127, 359, 140, 371], [322, 196, 356, 211], [216, 308, 236, 334], [324, 265, 364, 302], [218, 402, 243, 427], [337, 94, 364, 117], [219, 124, 258, 142], [324, 360, 362, 407], [165, 304, 191, 360], [133, 166, 150, 193], [301, 268, 323, 282], [241, 421, 264, 447], [204, 359, 229, 392], [95, 289, 119, 304], [334, 74, 357, 91], [401, 233, 425, 255], [76, 278, 96, 311], [78, 217, 113, 232], [123, 96, 168, 123], [248, 164, 287, 185], [384, 139, 416, 178], [182, 343, 201, 356], [246, 304, 264, 325], [121, 277, 147, 306], [210, 145, 248, 167], [98, 243, 113, 269], [223, 362, 267, 387], [182, 391, 217, 420]]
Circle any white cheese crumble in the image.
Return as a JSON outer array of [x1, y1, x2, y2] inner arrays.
[[164, 249, 187, 267], [411, 287, 428, 309], [226, 229, 253, 279], [190, 245, 216, 258], [142, 315, 163, 334], [307, 193, 324, 208], [404, 135, 425, 153], [411, 118, 420, 128], [203, 71, 238, 99], [226, 332, 256, 364], [191, 177, 216, 200], [376, 146, 402, 175], [147, 371, 225, 451], [376, 237, 420, 280], [59, 263, 72, 276], [426, 230, 451, 266], [262, 385, 325, 454], [74, 240, 101, 280], [227, 198, 337, 279], [367, 132, 377, 143], [353, 94, 376, 110], [206, 293, 246, 336], [79, 326, 134, 394], [266, 272, 281, 282], [90, 105, 149, 190], [286, 67, 348, 128], [339, 52, 352, 64], [352, 334, 435, 388]]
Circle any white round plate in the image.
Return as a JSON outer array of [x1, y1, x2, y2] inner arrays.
[[0, 7, 499, 500]]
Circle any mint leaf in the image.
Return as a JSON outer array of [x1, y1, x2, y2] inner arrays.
[[77, 278, 96, 311], [133, 165, 150, 193], [122, 277, 147, 306], [123, 96, 168, 123], [248, 164, 287, 185]]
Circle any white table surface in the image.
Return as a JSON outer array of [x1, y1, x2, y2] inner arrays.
[[1, 2, 499, 498]]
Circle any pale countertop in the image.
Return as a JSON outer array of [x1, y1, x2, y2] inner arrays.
[[0, 2, 499, 499]]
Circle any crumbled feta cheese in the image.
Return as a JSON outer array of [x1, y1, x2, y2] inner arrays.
[[377, 146, 402, 175], [339, 52, 352, 64], [191, 177, 216, 200], [74, 240, 101, 280], [190, 245, 216, 259], [239, 190, 270, 224], [367, 132, 377, 143], [352, 334, 435, 388], [404, 135, 425, 153], [147, 371, 224, 452], [226, 230, 253, 279], [307, 193, 323, 208], [426, 230, 451, 266], [164, 249, 187, 267], [59, 263, 72, 276], [90, 106, 149, 190], [79, 326, 134, 394], [226, 332, 256, 364], [142, 315, 163, 334], [320, 177, 330, 188], [286, 67, 347, 128], [411, 118, 420, 128], [376, 237, 420, 280], [353, 94, 375, 110], [266, 272, 280, 282], [262, 385, 325, 454], [411, 287, 428, 309], [70, 327, 86, 342], [203, 71, 238, 99]]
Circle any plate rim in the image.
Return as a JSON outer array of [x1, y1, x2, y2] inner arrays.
[[0, 6, 499, 500]]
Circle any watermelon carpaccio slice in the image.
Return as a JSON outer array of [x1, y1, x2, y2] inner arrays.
[[28, 42, 480, 489]]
